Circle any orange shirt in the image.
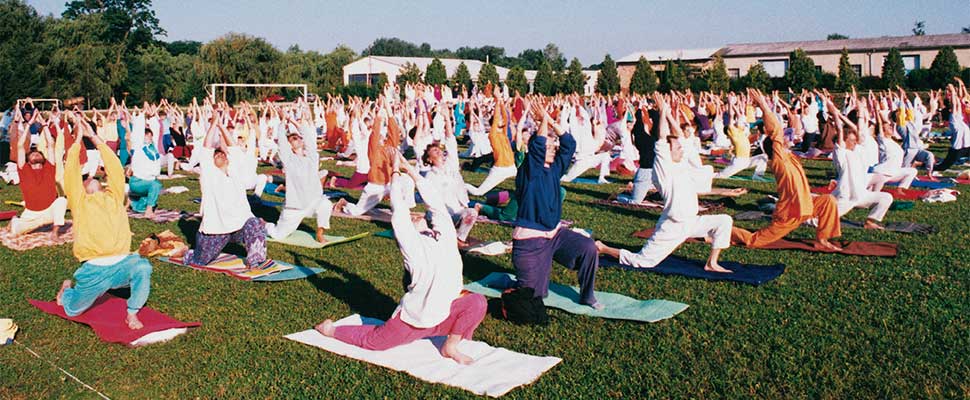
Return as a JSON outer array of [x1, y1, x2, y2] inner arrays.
[[367, 114, 401, 185], [765, 111, 813, 221], [488, 102, 514, 167]]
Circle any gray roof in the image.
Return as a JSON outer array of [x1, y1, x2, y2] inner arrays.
[[720, 33, 970, 57]]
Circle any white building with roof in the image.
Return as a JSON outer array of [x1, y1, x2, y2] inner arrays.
[[343, 56, 515, 86]]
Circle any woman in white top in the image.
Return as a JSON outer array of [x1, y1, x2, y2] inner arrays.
[[868, 94, 917, 193], [560, 97, 612, 183], [314, 160, 487, 365]]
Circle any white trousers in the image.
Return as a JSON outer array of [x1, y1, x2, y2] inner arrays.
[[10, 197, 68, 235], [868, 168, 917, 192], [267, 196, 334, 239], [561, 152, 612, 182], [836, 191, 893, 222], [715, 155, 768, 179], [465, 166, 518, 196], [344, 182, 389, 216], [619, 214, 733, 269]]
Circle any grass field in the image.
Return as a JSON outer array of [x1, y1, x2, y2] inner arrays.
[[1, 142, 968, 399]]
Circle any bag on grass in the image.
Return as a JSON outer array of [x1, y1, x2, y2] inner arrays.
[[501, 287, 548, 325]]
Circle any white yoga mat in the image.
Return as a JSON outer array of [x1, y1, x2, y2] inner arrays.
[[285, 314, 561, 397]]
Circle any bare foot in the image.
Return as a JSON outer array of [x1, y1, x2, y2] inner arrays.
[[314, 319, 336, 337], [863, 220, 885, 230], [316, 229, 329, 245], [49, 225, 61, 241], [594, 240, 608, 253], [333, 198, 348, 214], [814, 239, 843, 252], [126, 313, 144, 330], [586, 301, 605, 311], [56, 280, 72, 306], [704, 262, 733, 273], [275, 184, 286, 193], [441, 343, 474, 365], [144, 208, 155, 219]]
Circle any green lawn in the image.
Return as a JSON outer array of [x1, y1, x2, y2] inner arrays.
[[1, 143, 968, 399]]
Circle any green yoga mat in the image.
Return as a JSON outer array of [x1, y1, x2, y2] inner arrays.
[[464, 272, 688, 323], [268, 231, 371, 249], [723, 175, 775, 183]]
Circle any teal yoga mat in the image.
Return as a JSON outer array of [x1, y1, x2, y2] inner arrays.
[[464, 272, 688, 322], [268, 231, 370, 249]]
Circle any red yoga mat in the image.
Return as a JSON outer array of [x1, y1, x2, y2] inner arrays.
[[30, 295, 200, 346], [810, 186, 928, 201], [0, 210, 16, 221]]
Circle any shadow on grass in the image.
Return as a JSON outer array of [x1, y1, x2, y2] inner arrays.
[[291, 251, 399, 320]]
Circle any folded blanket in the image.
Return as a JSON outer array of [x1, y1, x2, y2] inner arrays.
[[162, 186, 190, 194], [0, 223, 73, 251], [285, 314, 561, 397], [599, 256, 785, 285], [30, 295, 200, 346], [463, 241, 513, 256], [159, 254, 323, 281], [268, 230, 370, 249], [632, 227, 897, 256], [156, 174, 187, 181], [464, 272, 688, 322], [127, 209, 189, 223]]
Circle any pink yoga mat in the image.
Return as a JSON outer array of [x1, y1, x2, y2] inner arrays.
[[30, 295, 200, 346], [0, 210, 16, 221]]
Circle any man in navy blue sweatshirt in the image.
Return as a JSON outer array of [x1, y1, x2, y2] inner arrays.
[[511, 101, 602, 310]]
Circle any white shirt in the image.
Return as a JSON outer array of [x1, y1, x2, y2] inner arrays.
[[390, 174, 463, 329], [873, 136, 906, 176], [198, 147, 254, 234], [277, 123, 324, 210], [832, 144, 868, 202], [424, 135, 469, 217], [652, 139, 699, 223], [351, 119, 371, 174], [129, 114, 160, 181], [802, 102, 820, 133]]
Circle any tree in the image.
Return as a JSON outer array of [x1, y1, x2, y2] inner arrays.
[[929, 46, 961, 89], [543, 43, 567, 71], [425, 57, 447, 85], [196, 33, 281, 103], [477, 62, 500, 86], [659, 60, 688, 92], [595, 54, 620, 95], [43, 14, 128, 107], [455, 45, 506, 65], [836, 48, 860, 91], [396, 62, 423, 86], [505, 66, 529, 95], [745, 63, 771, 91], [786, 49, 817, 90], [906, 68, 932, 90], [451, 62, 472, 91], [827, 33, 849, 40], [62, 0, 165, 65], [706, 55, 730, 93], [513, 48, 545, 70], [629, 56, 658, 94], [882, 48, 906, 89], [0, 0, 48, 107], [362, 37, 424, 57], [165, 40, 201, 56], [562, 58, 587, 94], [534, 61, 556, 95], [912, 20, 926, 36]]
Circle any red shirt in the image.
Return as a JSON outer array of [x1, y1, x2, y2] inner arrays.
[[19, 163, 58, 211]]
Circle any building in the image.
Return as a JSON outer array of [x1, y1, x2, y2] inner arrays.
[[343, 56, 516, 87], [616, 33, 970, 91], [720, 33, 970, 78], [616, 48, 721, 91]]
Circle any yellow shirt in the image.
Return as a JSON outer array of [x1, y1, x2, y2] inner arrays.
[[64, 142, 132, 261], [728, 125, 750, 159], [488, 103, 514, 167]]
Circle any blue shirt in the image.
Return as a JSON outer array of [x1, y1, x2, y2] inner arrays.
[[513, 132, 576, 232]]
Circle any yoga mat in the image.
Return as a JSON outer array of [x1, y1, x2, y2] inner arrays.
[[333, 208, 422, 224], [811, 186, 928, 201], [0, 223, 73, 251], [598, 256, 785, 286], [632, 228, 898, 256], [464, 272, 688, 323], [247, 195, 283, 208], [159, 254, 322, 281], [723, 175, 774, 183], [906, 179, 955, 189], [840, 220, 936, 234], [268, 230, 370, 249], [30, 295, 200, 346], [285, 314, 561, 397], [156, 174, 187, 181], [569, 177, 611, 185], [473, 216, 575, 228], [0, 210, 16, 221], [127, 209, 186, 223]]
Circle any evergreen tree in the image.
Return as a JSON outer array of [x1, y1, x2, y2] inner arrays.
[[424, 57, 447, 85], [563, 58, 587, 94], [396, 62, 423, 85], [534, 60, 556, 95], [929, 46, 961, 89], [882, 48, 906, 89], [477, 62, 500, 86], [659, 60, 688, 92], [745, 63, 771, 91], [595, 54, 620, 95], [451, 62, 472, 91], [836, 48, 860, 91], [706, 55, 730, 93], [786, 48, 817, 90], [505, 66, 529, 95], [629, 56, 658, 94]]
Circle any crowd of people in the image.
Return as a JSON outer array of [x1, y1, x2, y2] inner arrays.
[[2, 77, 967, 363]]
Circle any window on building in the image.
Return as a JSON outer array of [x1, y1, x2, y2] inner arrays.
[[851, 64, 862, 76], [902, 55, 920, 74], [759, 59, 789, 78], [728, 68, 740, 79], [349, 74, 369, 84], [815, 65, 822, 73]]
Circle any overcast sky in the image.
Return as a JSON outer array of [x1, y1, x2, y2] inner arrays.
[[27, 0, 970, 64]]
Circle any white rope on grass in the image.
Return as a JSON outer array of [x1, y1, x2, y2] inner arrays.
[[14, 340, 112, 400]]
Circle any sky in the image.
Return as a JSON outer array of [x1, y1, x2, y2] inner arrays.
[[26, 0, 970, 65]]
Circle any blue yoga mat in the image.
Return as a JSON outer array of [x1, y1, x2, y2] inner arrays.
[[569, 177, 611, 185], [263, 182, 350, 200], [254, 265, 325, 282], [902, 180, 955, 189], [599, 256, 785, 286]]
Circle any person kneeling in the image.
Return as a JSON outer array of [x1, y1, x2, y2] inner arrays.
[[315, 159, 486, 364]]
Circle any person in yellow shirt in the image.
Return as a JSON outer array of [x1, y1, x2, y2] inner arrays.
[[55, 112, 152, 330], [715, 100, 768, 180], [465, 86, 517, 196]]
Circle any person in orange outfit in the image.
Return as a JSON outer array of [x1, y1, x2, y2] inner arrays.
[[731, 89, 843, 251]]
